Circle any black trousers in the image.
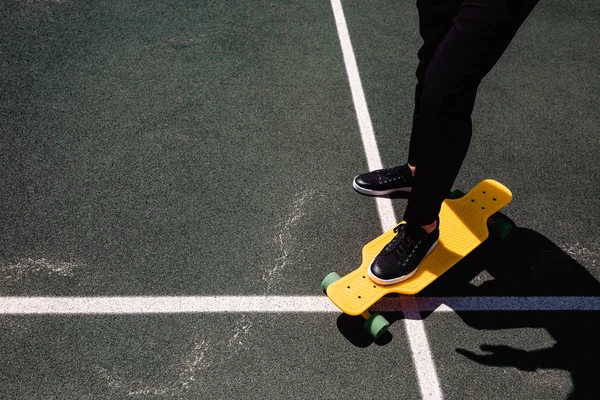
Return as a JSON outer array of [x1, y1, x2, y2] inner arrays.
[[403, 0, 539, 226]]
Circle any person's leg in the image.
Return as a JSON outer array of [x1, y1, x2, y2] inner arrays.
[[404, 0, 540, 227], [370, 0, 540, 285], [408, 0, 463, 168], [353, 0, 461, 196]]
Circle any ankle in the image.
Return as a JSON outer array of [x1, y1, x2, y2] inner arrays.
[[407, 163, 416, 177], [421, 220, 437, 234]]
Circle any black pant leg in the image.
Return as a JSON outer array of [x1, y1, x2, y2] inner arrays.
[[404, 0, 540, 226], [408, 0, 462, 166]]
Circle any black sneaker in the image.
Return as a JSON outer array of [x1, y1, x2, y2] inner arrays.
[[353, 164, 413, 196], [368, 219, 439, 285]]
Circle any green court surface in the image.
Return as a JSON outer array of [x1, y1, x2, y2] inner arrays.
[[1, 0, 599, 399]]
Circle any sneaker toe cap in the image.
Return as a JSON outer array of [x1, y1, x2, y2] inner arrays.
[[369, 259, 391, 280], [354, 173, 376, 188]]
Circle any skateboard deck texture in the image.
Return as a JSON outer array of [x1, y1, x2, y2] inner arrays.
[[326, 179, 512, 316]]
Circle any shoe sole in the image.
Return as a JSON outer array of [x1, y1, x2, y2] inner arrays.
[[367, 240, 439, 286], [353, 176, 412, 196]]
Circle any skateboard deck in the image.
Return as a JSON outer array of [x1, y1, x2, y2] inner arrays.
[[325, 179, 512, 317]]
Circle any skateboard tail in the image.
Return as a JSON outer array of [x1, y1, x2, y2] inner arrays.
[[326, 272, 389, 316]]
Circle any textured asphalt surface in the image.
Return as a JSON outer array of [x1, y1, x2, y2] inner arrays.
[[1, 0, 599, 399]]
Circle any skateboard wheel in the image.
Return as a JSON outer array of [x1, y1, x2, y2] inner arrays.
[[447, 189, 465, 199], [364, 313, 389, 339], [488, 213, 515, 240], [321, 272, 341, 293]]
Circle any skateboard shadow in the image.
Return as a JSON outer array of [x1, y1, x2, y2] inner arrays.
[[335, 226, 600, 398], [438, 227, 600, 400]]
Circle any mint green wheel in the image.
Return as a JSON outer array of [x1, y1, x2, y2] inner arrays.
[[321, 272, 341, 293], [364, 313, 389, 339], [488, 213, 515, 240]]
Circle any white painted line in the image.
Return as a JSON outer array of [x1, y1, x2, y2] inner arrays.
[[0, 296, 337, 314], [401, 297, 442, 400], [330, 0, 396, 232], [405, 296, 600, 312], [2, 296, 600, 314], [330, 1, 443, 399]]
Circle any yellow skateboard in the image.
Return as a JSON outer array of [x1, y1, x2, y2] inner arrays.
[[321, 179, 513, 338]]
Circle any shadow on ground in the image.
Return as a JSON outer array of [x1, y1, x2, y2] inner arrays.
[[336, 226, 600, 399]]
